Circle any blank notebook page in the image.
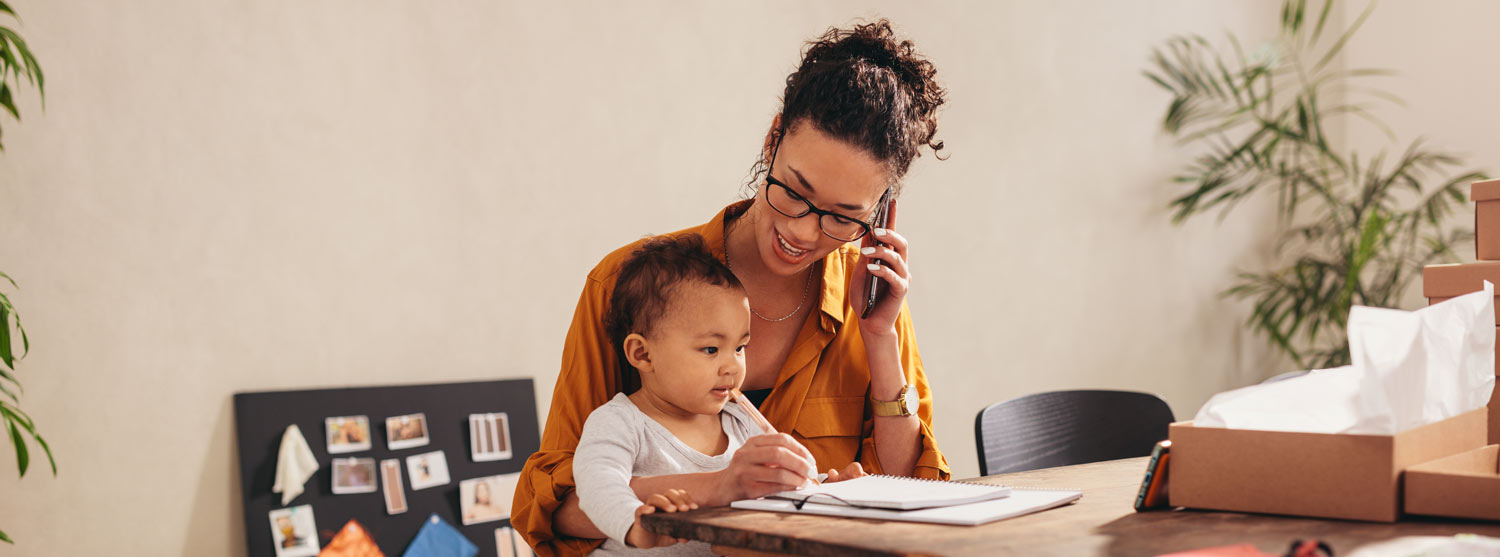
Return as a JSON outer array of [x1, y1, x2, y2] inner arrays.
[[769, 475, 1012, 510]]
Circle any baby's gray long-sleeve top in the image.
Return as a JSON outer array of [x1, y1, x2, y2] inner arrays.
[[575, 392, 759, 556]]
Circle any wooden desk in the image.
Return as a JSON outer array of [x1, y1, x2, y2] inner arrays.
[[641, 457, 1500, 556]]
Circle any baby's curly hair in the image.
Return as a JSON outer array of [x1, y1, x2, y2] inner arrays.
[[751, 19, 947, 194], [605, 234, 744, 366]]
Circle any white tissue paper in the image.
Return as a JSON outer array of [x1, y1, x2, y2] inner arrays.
[[1194, 281, 1495, 434]]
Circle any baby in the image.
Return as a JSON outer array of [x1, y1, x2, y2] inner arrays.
[[574, 233, 760, 555]]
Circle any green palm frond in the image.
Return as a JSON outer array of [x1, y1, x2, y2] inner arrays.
[[0, 4, 50, 546], [1150, 0, 1488, 373]]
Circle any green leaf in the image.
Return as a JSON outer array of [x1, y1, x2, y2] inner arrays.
[[1309, 0, 1335, 44], [0, 405, 53, 475], [32, 431, 53, 475], [11, 309, 24, 359], [0, 83, 17, 120], [1347, 211, 1387, 290], [0, 525, 10, 543], [0, 305, 12, 369], [21, 39, 40, 101], [6, 415, 27, 477], [0, 25, 42, 100], [1313, 0, 1374, 72], [0, 366, 20, 395]]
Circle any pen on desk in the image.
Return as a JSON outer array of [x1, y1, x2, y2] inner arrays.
[[729, 389, 821, 485]]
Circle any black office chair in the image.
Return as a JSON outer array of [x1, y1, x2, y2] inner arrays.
[[974, 389, 1175, 476]]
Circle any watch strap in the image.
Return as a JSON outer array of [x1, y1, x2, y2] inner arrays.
[[871, 384, 914, 417]]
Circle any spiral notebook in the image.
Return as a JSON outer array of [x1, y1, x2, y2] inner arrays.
[[731, 486, 1082, 526], [762, 474, 1012, 510]]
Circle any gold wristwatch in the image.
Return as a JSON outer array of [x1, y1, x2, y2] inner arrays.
[[871, 384, 918, 417]]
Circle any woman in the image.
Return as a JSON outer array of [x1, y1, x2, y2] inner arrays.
[[514, 19, 949, 555]]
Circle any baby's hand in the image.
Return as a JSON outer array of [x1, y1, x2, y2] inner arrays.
[[624, 489, 698, 549], [824, 462, 866, 483]]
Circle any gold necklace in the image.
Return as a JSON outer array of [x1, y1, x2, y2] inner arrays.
[[724, 246, 815, 322]]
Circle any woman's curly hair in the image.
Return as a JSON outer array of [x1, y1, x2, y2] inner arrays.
[[747, 19, 947, 196]]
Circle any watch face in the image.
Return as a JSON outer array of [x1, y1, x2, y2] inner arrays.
[[901, 387, 918, 413]]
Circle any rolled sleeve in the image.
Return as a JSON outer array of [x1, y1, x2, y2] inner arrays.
[[857, 303, 950, 480], [512, 274, 622, 556], [514, 450, 601, 556]]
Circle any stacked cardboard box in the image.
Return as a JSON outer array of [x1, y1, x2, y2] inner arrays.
[[1423, 178, 1500, 445], [1168, 178, 1500, 523]]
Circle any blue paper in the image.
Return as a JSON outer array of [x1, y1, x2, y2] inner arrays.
[[402, 513, 478, 557]]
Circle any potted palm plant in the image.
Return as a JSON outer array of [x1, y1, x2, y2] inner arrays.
[[1146, 0, 1487, 370]]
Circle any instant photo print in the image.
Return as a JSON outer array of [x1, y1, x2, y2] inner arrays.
[[332, 457, 377, 495], [325, 415, 372, 454], [496, 526, 518, 557], [469, 412, 513, 462], [268, 505, 319, 557], [460, 473, 520, 525], [385, 412, 430, 451], [406, 450, 451, 490], [381, 458, 408, 514]]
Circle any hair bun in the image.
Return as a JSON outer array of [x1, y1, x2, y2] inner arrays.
[[778, 19, 947, 184]]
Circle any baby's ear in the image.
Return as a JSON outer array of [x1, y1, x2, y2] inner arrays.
[[623, 333, 652, 373]]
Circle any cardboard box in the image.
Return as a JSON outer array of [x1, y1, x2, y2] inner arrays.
[[1424, 262, 1500, 325], [1169, 407, 1486, 522], [1491, 392, 1500, 445], [1474, 179, 1500, 260], [1405, 445, 1500, 521]]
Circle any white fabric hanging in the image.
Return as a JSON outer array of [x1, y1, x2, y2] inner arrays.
[[272, 424, 320, 505]]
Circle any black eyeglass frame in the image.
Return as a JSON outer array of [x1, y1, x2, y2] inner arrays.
[[763, 133, 890, 243]]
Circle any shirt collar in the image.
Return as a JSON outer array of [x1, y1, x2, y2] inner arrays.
[[704, 200, 848, 333]]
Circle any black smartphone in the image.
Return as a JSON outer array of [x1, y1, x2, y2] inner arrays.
[[861, 193, 895, 319]]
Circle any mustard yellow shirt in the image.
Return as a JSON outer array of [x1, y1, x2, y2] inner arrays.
[[513, 200, 950, 556]]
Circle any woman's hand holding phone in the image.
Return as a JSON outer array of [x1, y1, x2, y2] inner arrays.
[[852, 199, 909, 333]]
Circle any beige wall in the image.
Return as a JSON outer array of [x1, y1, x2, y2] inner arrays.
[[1342, 0, 1500, 289], [7, 1, 1462, 554]]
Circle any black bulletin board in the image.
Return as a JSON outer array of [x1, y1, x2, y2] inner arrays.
[[233, 379, 539, 557]]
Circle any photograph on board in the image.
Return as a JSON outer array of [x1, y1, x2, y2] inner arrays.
[[331, 457, 377, 494], [385, 412, 430, 451], [325, 415, 372, 454], [381, 458, 408, 514], [469, 412, 513, 462], [268, 504, 319, 557], [496, 526, 518, 557], [461, 472, 521, 525], [406, 449, 451, 490]]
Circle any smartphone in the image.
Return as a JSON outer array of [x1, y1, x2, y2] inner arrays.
[[861, 194, 895, 319], [1134, 440, 1171, 511]]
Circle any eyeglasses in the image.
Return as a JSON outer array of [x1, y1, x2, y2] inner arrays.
[[763, 135, 888, 243]]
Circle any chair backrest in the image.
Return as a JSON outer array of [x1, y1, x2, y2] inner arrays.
[[974, 389, 1174, 476]]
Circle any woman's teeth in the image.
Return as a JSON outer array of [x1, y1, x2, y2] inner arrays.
[[778, 233, 807, 256]]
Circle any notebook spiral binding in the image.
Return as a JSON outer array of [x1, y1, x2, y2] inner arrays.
[[863, 474, 1021, 489], [859, 474, 1082, 494]]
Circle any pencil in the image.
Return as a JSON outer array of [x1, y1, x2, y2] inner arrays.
[[729, 389, 820, 485]]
